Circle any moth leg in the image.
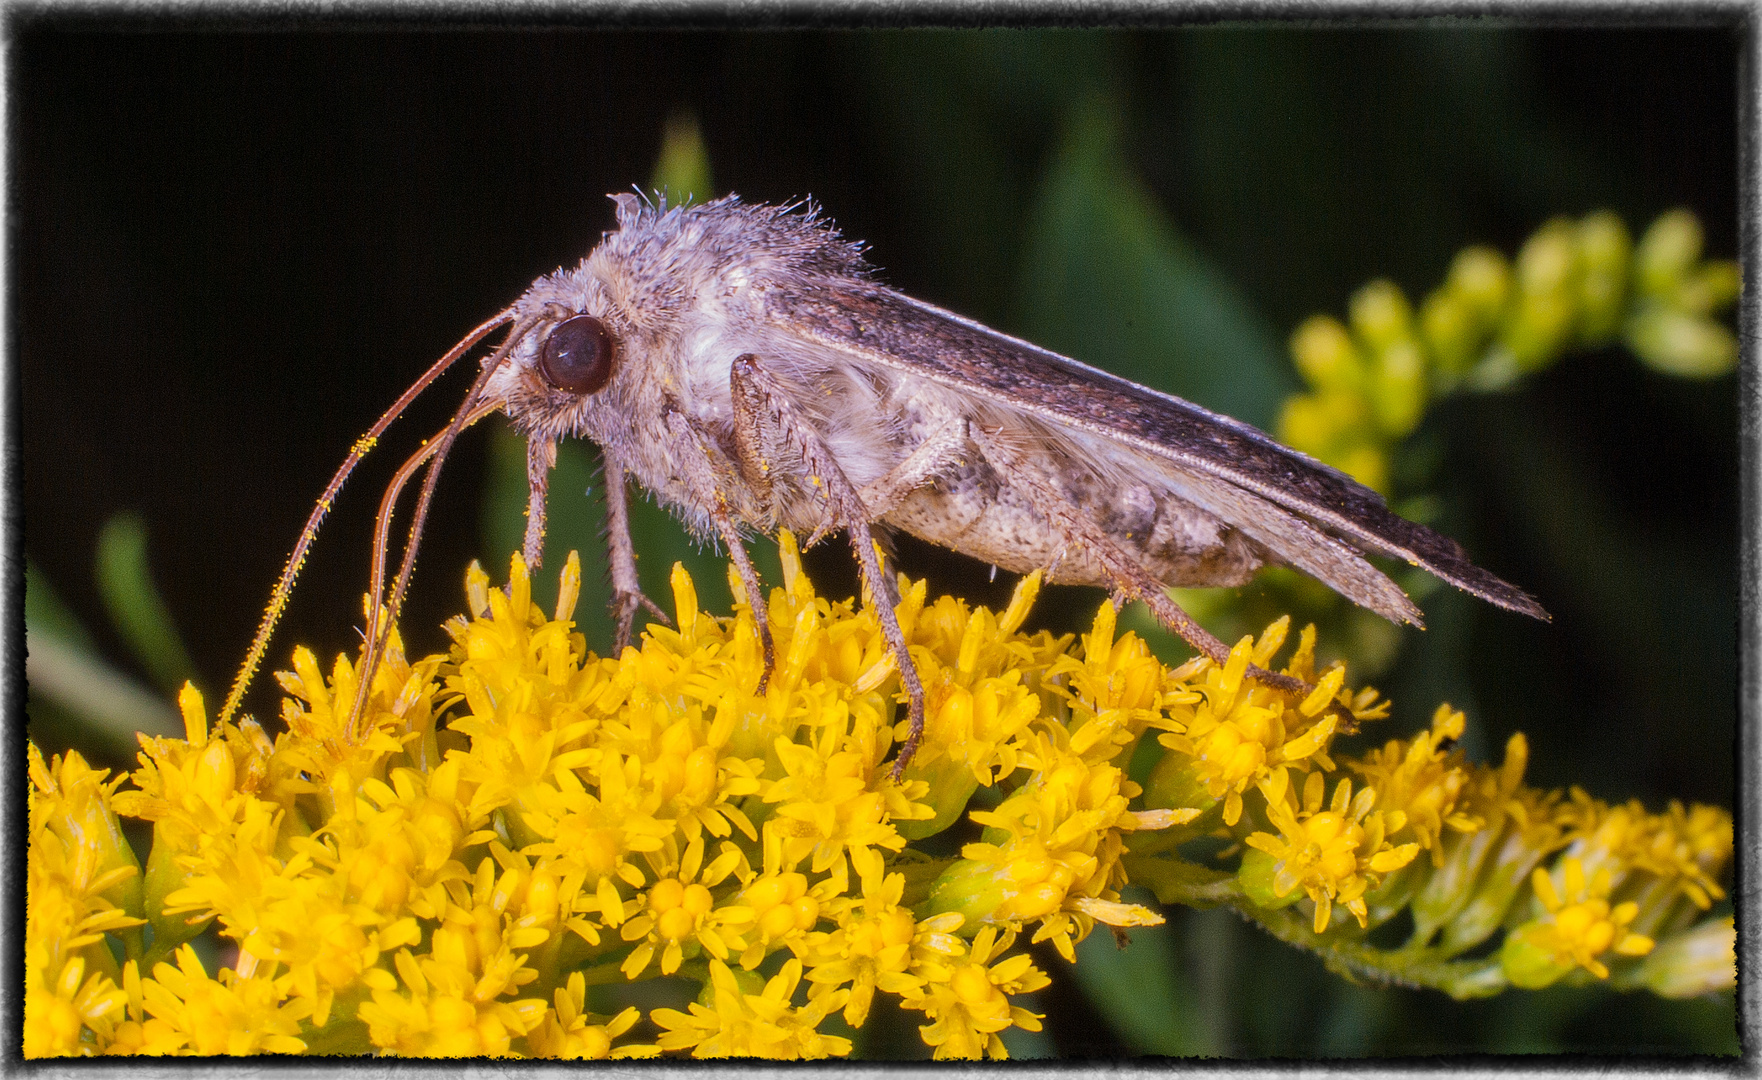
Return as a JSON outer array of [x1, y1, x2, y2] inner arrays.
[[661, 409, 778, 694], [728, 354, 928, 780], [523, 436, 556, 572], [600, 448, 671, 653], [968, 426, 1312, 697], [851, 416, 971, 527]]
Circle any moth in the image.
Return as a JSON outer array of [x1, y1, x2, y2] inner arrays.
[[221, 194, 1548, 775]]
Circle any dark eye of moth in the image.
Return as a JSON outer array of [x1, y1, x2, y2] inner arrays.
[[538, 314, 616, 395]]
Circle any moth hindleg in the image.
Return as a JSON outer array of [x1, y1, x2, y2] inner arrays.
[[599, 448, 671, 653], [661, 408, 777, 692], [851, 416, 971, 527], [728, 353, 929, 779], [968, 426, 1312, 696]]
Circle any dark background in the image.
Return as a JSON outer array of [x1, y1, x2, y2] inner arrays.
[[14, 20, 1741, 1057]]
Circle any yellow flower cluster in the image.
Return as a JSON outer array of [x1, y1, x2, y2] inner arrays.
[[25, 537, 1734, 1057], [1278, 208, 1739, 495]]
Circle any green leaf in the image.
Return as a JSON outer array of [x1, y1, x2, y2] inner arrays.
[[651, 111, 713, 206], [1071, 905, 1218, 1057], [26, 559, 96, 654], [94, 512, 196, 694], [1015, 95, 1294, 431]]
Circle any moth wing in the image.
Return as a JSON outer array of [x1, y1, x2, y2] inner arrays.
[[764, 283, 1548, 623]]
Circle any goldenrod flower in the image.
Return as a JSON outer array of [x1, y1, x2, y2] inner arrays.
[[24, 536, 1732, 1057], [1501, 856, 1654, 987], [525, 973, 654, 1058], [1153, 621, 1355, 828], [800, 845, 924, 1026], [651, 957, 852, 1059], [26, 746, 141, 1057], [899, 925, 1051, 1060], [1244, 770, 1420, 933], [1349, 704, 1479, 864], [617, 835, 748, 977], [119, 945, 310, 1055]]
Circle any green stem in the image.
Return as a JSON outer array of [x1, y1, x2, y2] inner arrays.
[[1234, 901, 1509, 999]]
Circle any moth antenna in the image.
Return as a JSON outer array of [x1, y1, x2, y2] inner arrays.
[[218, 307, 517, 727], [346, 314, 547, 739]]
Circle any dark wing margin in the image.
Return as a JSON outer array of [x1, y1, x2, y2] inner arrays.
[[768, 283, 1549, 622]]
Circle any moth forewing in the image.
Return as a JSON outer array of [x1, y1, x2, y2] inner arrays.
[[765, 279, 1547, 623]]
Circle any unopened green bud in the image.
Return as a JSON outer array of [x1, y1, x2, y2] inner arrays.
[[1370, 339, 1428, 437], [1501, 291, 1576, 373], [1502, 221, 1579, 371], [1629, 916, 1735, 998], [1237, 848, 1303, 911], [1420, 289, 1478, 377], [143, 828, 210, 958], [1626, 307, 1738, 379], [1636, 209, 1703, 300], [1447, 246, 1512, 323], [1291, 315, 1366, 392], [1675, 260, 1742, 316], [1349, 280, 1415, 352], [1141, 752, 1221, 846], [1410, 826, 1501, 943], [1436, 827, 1550, 955], [1517, 219, 1577, 296], [1499, 920, 1576, 990], [1574, 211, 1631, 344], [896, 755, 979, 841]]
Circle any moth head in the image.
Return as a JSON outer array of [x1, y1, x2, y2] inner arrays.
[[490, 286, 633, 439]]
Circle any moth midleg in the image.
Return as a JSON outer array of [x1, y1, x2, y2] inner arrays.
[[523, 436, 557, 572], [728, 354, 929, 778], [598, 449, 671, 653], [662, 409, 777, 691], [967, 427, 1312, 696]]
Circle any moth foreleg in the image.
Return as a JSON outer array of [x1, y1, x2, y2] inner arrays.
[[968, 427, 1312, 697], [728, 354, 928, 780], [523, 436, 557, 572], [599, 448, 671, 653], [661, 408, 777, 693]]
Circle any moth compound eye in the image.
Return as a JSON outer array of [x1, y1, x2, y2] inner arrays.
[[538, 315, 615, 395]]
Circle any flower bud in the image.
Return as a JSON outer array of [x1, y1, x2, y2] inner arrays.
[[1237, 848, 1303, 911], [1574, 211, 1631, 344], [1625, 307, 1738, 379], [1290, 316, 1366, 393], [1420, 290, 1477, 378], [1349, 280, 1415, 353], [1369, 339, 1427, 438], [1635, 209, 1703, 300], [1503, 221, 1578, 371], [1447, 246, 1512, 323], [1630, 916, 1735, 998]]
